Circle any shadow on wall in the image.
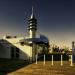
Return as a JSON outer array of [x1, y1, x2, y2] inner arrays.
[[0, 39, 30, 74]]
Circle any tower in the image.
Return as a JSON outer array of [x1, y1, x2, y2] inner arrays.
[[28, 6, 37, 38], [28, 7, 37, 62]]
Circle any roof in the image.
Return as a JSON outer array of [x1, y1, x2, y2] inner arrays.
[[20, 35, 49, 45]]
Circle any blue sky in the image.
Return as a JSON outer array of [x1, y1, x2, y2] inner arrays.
[[0, 0, 75, 48]]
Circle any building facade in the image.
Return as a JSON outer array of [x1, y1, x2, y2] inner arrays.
[[0, 7, 49, 62]]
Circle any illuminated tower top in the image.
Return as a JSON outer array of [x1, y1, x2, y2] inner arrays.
[[28, 6, 37, 38], [30, 6, 35, 19]]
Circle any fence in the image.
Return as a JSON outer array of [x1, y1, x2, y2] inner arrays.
[[35, 54, 74, 66]]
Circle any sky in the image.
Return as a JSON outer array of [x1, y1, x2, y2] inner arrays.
[[0, 0, 75, 48]]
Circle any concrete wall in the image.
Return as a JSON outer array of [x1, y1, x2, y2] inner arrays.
[[0, 45, 10, 58], [2, 37, 32, 60]]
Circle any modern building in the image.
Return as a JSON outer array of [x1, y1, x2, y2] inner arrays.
[[0, 7, 49, 62]]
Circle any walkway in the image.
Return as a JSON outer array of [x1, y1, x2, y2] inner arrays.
[[7, 61, 75, 75]]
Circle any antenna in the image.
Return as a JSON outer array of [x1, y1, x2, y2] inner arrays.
[[32, 6, 34, 15], [30, 6, 35, 19]]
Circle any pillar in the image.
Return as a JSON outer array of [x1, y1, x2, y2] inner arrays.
[[35, 54, 37, 64], [61, 54, 63, 66], [51, 54, 54, 66], [44, 54, 45, 65], [72, 41, 75, 63], [70, 55, 73, 66], [32, 43, 36, 61]]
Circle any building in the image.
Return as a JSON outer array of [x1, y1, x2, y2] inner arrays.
[[0, 7, 49, 62]]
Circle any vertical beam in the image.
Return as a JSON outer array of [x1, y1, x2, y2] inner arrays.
[[51, 54, 54, 66], [61, 54, 63, 66], [29, 46, 33, 63], [72, 41, 74, 63], [35, 54, 37, 64], [32, 43, 36, 61], [44, 54, 45, 65], [70, 55, 73, 66]]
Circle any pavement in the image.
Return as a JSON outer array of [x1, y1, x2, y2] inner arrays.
[[6, 61, 75, 75]]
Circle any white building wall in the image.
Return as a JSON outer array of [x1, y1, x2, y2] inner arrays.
[[19, 45, 32, 60], [12, 43, 32, 60], [3, 37, 32, 60]]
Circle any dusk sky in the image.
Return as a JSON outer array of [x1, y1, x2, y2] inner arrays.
[[0, 0, 75, 48]]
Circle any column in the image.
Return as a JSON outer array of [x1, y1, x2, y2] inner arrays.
[[61, 54, 63, 66], [32, 43, 36, 61], [70, 55, 73, 66], [35, 54, 37, 64], [44, 54, 45, 65], [72, 41, 74, 63], [51, 54, 53, 66]]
